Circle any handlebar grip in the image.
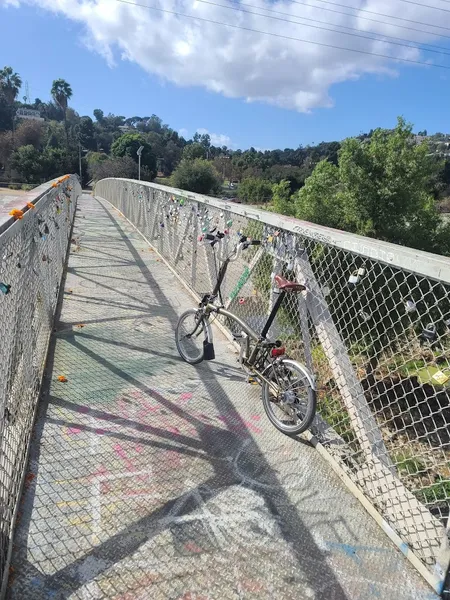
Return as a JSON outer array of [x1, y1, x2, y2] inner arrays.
[[251, 240, 261, 246], [205, 234, 216, 241]]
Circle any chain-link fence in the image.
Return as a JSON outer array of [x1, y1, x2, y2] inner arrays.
[[0, 175, 81, 594], [95, 177, 450, 594]]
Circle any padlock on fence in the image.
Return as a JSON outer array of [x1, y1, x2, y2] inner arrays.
[[405, 300, 417, 313], [421, 323, 437, 343], [348, 267, 366, 286]]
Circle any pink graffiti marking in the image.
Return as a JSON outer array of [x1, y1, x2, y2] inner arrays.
[[114, 444, 149, 481], [217, 414, 262, 435], [178, 392, 193, 403], [89, 465, 113, 493], [184, 541, 203, 554], [66, 426, 82, 435]]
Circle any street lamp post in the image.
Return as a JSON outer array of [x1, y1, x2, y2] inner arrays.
[[137, 146, 144, 181]]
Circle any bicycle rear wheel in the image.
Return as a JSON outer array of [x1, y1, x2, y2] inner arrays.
[[262, 359, 316, 436], [175, 309, 207, 364]]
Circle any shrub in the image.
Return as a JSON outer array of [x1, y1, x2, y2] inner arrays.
[[171, 159, 222, 195]]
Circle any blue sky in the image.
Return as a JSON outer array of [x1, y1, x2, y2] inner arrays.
[[1, 0, 450, 149]]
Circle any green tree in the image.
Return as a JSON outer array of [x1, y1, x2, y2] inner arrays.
[[111, 133, 156, 177], [0, 66, 22, 105], [193, 132, 211, 149], [15, 119, 44, 149], [272, 180, 295, 216], [45, 121, 66, 149], [0, 66, 22, 132], [51, 79, 73, 116], [295, 160, 342, 228], [183, 143, 207, 161], [51, 79, 73, 142], [93, 109, 104, 123], [9, 145, 45, 182], [337, 117, 441, 249], [171, 158, 222, 194], [0, 130, 13, 169], [237, 177, 273, 204], [41, 147, 78, 180], [86, 151, 109, 166], [163, 140, 182, 174], [88, 156, 138, 181], [295, 117, 446, 254], [78, 116, 96, 151], [0, 95, 11, 131]]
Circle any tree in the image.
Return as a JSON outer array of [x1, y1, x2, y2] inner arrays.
[[183, 143, 207, 161], [295, 117, 446, 254], [45, 121, 66, 149], [93, 109, 104, 123], [337, 118, 441, 249], [111, 133, 156, 178], [78, 116, 96, 151], [9, 145, 45, 182], [0, 66, 22, 133], [51, 79, 73, 141], [146, 114, 163, 133], [237, 178, 273, 204], [272, 180, 295, 216], [51, 79, 73, 115], [86, 151, 109, 168], [39, 101, 64, 122], [0, 130, 13, 169], [193, 132, 211, 149], [295, 160, 342, 229], [41, 147, 78, 181], [171, 159, 222, 194], [0, 66, 22, 105], [0, 95, 12, 131], [163, 140, 182, 174], [15, 120, 44, 149], [88, 156, 138, 181]]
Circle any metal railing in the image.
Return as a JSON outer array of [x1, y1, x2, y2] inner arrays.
[[0, 175, 81, 595], [95, 177, 450, 595]]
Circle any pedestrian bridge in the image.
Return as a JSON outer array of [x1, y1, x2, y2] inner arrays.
[[0, 175, 449, 599]]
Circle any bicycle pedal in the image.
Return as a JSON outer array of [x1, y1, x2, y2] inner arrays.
[[247, 377, 258, 385]]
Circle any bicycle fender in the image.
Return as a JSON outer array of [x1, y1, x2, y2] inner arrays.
[[263, 359, 317, 392]]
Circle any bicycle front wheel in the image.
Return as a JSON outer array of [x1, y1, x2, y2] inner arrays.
[[262, 359, 316, 436], [175, 309, 207, 364]]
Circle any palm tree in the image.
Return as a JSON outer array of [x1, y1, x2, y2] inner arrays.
[[51, 78, 72, 114], [51, 79, 73, 145], [0, 66, 22, 105], [0, 66, 22, 141]]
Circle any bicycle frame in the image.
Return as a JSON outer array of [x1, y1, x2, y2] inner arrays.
[[184, 244, 316, 395], [200, 250, 287, 351]]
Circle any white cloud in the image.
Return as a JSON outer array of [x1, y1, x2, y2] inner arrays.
[[1, 0, 445, 111], [197, 128, 232, 147]]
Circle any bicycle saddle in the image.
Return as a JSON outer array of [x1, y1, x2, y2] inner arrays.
[[274, 275, 306, 293]]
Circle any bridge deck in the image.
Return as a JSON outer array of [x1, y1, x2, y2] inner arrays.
[[7, 194, 438, 600]]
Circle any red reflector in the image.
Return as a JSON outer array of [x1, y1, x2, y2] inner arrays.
[[271, 347, 285, 357]]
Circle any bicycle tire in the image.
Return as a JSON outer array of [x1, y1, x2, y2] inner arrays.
[[262, 359, 316, 436], [175, 309, 207, 365]]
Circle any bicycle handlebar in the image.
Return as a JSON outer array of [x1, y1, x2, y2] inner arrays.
[[199, 230, 261, 261]]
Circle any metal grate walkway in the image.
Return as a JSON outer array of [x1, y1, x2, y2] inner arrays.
[[7, 194, 438, 600]]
